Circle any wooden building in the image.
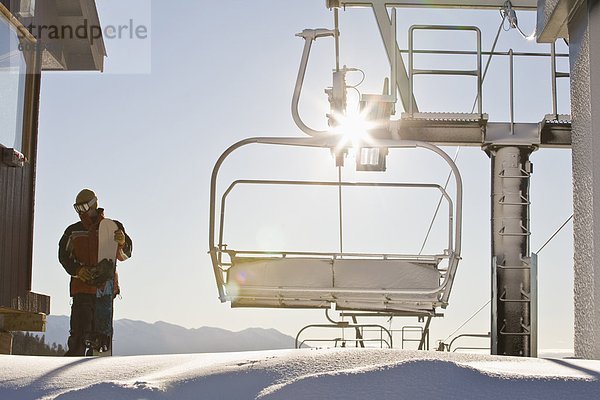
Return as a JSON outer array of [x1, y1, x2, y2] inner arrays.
[[0, 0, 106, 354]]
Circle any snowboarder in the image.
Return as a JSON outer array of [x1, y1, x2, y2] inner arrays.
[[58, 189, 132, 356]]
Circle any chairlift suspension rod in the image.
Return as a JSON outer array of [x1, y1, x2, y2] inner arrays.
[[334, 8, 340, 72], [509, 49, 515, 135], [338, 166, 344, 254], [551, 42, 558, 118]]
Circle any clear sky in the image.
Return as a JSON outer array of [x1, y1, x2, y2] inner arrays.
[[31, 0, 573, 351]]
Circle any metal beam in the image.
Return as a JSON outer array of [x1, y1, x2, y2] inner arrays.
[[328, 0, 537, 10], [390, 119, 572, 147], [371, 3, 417, 112]]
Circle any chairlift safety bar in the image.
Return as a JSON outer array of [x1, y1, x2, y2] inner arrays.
[[219, 180, 455, 261]]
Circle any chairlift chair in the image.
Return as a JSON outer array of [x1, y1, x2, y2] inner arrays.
[[208, 135, 463, 317]]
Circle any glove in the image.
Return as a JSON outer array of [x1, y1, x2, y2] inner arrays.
[[88, 259, 116, 286], [77, 266, 94, 283], [114, 229, 126, 247]]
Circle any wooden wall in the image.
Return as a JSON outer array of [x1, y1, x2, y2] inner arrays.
[[0, 159, 35, 309], [0, 21, 48, 313]]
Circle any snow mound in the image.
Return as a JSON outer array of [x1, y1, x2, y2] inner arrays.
[[1, 349, 599, 400]]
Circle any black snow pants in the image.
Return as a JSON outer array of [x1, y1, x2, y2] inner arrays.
[[65, 294, 95, 356], [64, 293, 113, 356]]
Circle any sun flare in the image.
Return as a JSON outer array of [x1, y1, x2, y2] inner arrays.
[[333, 108, 374, 149]]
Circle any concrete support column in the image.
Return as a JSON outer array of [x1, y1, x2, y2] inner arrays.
[[490, 146, 534, 356], [569, 0, 600, 360], [0, 331, 13, 355]]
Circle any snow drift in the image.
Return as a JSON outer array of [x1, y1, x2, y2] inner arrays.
[[1, 349, 599, 399]]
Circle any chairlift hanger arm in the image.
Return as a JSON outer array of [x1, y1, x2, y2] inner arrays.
[[292, 29, 337, 137]]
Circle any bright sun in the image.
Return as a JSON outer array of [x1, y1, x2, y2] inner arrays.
[[332, 108, 374, 149]]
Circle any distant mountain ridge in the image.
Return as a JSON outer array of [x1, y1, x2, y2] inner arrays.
[[41, 316, 298, 356]]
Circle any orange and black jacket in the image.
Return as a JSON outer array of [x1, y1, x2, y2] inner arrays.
[[58, 209, 132, 296]]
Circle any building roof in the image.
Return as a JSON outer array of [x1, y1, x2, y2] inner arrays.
[[36, 0, 107, 71]]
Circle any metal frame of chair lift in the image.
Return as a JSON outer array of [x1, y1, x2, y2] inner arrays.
[[209, 136, 463, 316]]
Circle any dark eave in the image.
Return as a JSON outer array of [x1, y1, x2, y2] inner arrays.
[[34, 0, 106, 71]]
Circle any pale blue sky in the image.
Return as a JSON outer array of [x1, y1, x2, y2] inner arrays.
[[31, 0, 573, 350]]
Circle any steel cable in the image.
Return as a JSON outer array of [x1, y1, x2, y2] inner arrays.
[[443, 299, 491, 343], [535, 214, 573, 254]]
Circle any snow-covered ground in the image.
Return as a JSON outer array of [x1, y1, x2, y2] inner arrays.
[[1, 349, 599, 400]]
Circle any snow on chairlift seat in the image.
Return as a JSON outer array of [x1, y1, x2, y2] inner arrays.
[[226, 256, 444, 314]]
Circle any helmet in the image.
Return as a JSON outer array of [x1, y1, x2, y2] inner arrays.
[[74, 189, 98, 214]]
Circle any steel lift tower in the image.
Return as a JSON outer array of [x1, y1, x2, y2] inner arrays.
[[211, 0, 600, 359], [324, 0, 571, 357], [329, 0, 600, 359]]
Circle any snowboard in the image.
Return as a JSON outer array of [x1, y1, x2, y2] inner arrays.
[[87, 218, 119, 357], [98, 218, 119, 267]]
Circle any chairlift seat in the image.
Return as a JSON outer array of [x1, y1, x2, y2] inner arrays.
[[226, 256, 443, 313]]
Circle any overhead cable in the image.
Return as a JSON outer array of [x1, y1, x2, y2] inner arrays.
[[443, 299, 491, 343], [535, 214, 574, 254]]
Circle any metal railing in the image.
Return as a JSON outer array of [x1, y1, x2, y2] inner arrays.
[[408, 25, 482, 118], [401, 325, 424, 349], [295, 323, 393, 349], [438, 333, 491, 352], [295, 311, 433, 350], [405, 26, 569, 123], [550, 42, 570, 120]]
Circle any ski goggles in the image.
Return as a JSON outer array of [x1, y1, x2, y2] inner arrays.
[[73, 196, 97, 214]]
